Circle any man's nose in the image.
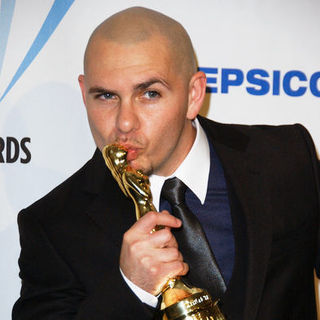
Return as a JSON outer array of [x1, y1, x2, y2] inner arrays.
[[115, 99, 139, 134]]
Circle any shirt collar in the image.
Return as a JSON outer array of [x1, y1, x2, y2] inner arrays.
[[149, 118, 210, 211]]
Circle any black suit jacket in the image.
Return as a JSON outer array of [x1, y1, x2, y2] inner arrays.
[[12, 117, 320, 320]]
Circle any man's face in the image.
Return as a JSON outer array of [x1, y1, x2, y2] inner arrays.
[[79, 36, 198, 176]]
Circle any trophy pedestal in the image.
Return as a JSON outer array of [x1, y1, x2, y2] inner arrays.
[[161, 279, 225, 320]]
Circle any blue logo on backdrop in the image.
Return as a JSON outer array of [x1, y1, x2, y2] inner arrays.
[[199, 67, 320, 98], [0, 0, 75, 103]]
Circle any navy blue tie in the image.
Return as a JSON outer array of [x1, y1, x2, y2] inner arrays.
[[161, 177, 226, 298]]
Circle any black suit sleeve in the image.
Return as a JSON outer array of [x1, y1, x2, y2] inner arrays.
[[12, 212, 155, 320], [316, 157, 320, 277], [295, 124, 320, 277]]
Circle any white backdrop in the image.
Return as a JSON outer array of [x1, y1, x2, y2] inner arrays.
[[0, 0, 319, 318]]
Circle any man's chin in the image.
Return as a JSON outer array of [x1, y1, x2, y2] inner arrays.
[[128, 159, 153, 176]]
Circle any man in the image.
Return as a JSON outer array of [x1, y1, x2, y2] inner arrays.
[[13, 7, 320, 320]]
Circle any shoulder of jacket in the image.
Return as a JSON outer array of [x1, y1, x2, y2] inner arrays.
[[18, 155, 94, 220]]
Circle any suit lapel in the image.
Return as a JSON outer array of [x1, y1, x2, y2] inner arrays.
[[199, 117, 272, 319], [82, 149, 136, 247]]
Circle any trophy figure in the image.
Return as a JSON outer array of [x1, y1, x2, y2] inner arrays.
[[103, 144, 226, 320]]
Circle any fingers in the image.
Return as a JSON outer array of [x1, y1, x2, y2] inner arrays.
[[148, 227, 178, 248], [135, 248, 184, 274], [176, 261, 189, 277], [154, 247, 183, 262], [119, 210, 187, 295], [123, 210, 181, 250], [150, 261, 189, 295], [132, 210, 181, 234], [151, 261, 188, 282], [163, 261, 189, 280]]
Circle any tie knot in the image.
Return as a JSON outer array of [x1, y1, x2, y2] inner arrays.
[[161, 177, 187, 207]]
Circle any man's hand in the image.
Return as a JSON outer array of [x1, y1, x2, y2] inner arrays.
[[120, 210, 189, 295]]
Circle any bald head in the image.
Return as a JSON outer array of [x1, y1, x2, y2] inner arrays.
[[84, 7, 197, 80]]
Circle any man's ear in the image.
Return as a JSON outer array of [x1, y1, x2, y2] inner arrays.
[[187, 71, 207, 120], [78, 74, 87, 106]]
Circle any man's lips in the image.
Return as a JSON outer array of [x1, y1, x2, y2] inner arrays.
[[126, 148, 139, 162], [112, 142, 142, 163]]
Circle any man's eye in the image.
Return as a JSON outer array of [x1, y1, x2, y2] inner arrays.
[[144, 91, 160, 99], [97, 92, 116, 100]]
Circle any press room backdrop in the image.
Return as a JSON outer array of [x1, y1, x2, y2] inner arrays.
[[0, 0, 319, 318]]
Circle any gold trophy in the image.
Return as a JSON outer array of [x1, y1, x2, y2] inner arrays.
[[103, 144, 226, 320]]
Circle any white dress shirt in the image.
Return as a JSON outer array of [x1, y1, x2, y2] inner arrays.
[[121, 118, 211, 307]]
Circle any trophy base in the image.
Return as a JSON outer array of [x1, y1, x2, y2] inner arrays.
[[162, 291, 226, 320]]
